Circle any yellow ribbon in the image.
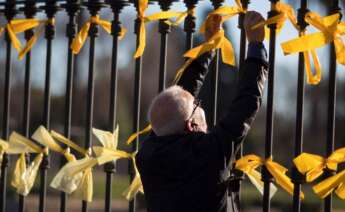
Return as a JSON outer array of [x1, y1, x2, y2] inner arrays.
[[126, 124, 152, 145], [254, 3, 323, 85], [71, 15, 127, 54], [123, 152, 144, 200], [32, 126, 76, 162], [92, 126, 131, 165], [282, 12, 345, 66], [173, 29, 235, 84], [313, 169, 345, 199], [7, 132, 47, 196], [164, 8, 196, 26], [235, 154, 304, 199], [252, 2, 299, 39], [50, 156, 98, 202], [18, 19, 55, 60], [0, 19, 42, 53], [293, 147, 345, 182], [199, 5, 244, 34], [133, 0, 184, 58], [49, 131, 97, 202]]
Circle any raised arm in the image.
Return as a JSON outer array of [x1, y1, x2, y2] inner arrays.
[[211, 11, 268, 156], [177, 52, 215, 97]]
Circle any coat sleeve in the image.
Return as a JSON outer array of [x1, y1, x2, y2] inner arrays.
[[210, 43, 268, 157], [176, 51, 215, 97]]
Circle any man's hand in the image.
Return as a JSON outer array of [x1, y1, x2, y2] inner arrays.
[[244, 11, 265, 43], [204, 14, 222, 41]]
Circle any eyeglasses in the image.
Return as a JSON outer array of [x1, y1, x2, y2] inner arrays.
[[187, 98, 201, 121]]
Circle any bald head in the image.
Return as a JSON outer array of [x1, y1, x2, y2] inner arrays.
[[148, 86, 206, 136]]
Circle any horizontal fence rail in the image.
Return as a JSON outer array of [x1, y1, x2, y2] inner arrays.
[[0, 0, 344, 212]]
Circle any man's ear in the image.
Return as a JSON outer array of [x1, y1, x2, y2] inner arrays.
[[185, 120, 194, 133]]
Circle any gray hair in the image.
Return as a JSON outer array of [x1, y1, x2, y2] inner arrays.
[[148, 85, 194, 136]]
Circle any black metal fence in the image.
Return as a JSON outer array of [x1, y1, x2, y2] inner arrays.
[[0, 0, 344, 212]]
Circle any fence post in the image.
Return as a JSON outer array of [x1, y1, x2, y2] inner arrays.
[[157, 0, 175, 92], [129, 0, 145, 211], [82, 0, 104, 211], [104, 1, 128, 211], [183, 0, 197, 51], [262, 1, 279, 212], [209, 0, 223, 126], [292, 1, 308, 211], [324, 1, 341, 212], [233, 0, 249, 209], [1, 0, 16, 211], [39, 1, 59, 211], [18, 1, 37, 211], [60, 0, 81, 211]]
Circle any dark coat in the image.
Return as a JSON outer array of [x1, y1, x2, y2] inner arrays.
[[136, 50, 268, 212]]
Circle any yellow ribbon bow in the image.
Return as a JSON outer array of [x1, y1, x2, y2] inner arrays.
[[123, 152, 144, 200], [71, 15, 127, 54], [235, 154, 305, 199], [92, 126, 131, 165], [313, 169, 345, 199], [18, 19, 55, 60], [133, 0, 184, 58], [7, 132, 47, 196], [281, 12, 345, 78], [0, 19, 42, 53], [254, 2, 322, 85], [50, 131, 97, 202], [293, 147, 345, 183]]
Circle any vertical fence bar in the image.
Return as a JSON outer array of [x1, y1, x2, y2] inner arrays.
[[292, 1, 308, 212], [39, 1, 59, 211], [262, 1, 278, 212], [183, 0, 197, 51], [82, 1, 103, 211], [209, 0, 223, 125], [129, 1, 143, 211], [324, 1, 341, 212], [19, 1, 37, 211], [104, 1, 128, 211], [1, 1, 16, 211], [60, 1, 80, 211], [157, 0, 174, 92], [233, 0, 249, 208]]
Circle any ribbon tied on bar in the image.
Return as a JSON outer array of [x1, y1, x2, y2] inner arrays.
[[281, 12, 345, 79], [71, 15, 127, 54], [235, 154, 304, 199], [8, 132, 48, 196], [92, 126, 131, 165], [0, 19, 43, 54], [49, 131, 97, 202], [18, 18, 55, 60], [133, 0, 184, 58], [293, 147, 345, 182], [173, 29, 235, 84]]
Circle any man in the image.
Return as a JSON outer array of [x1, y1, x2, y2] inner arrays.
[[136, 11, 267, 212]]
